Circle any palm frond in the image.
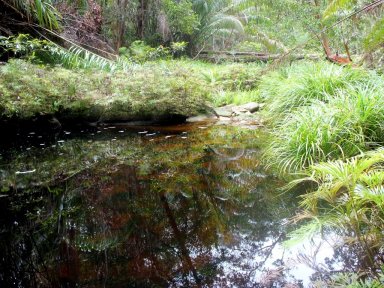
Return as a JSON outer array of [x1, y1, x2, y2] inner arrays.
[[208, 14, 245, 34], [52, 45, 131, 71], [2, 0, 61, 29], [323, 0, 356, 19]]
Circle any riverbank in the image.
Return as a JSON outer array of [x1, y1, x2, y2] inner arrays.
[[0, 59, 263, 126]]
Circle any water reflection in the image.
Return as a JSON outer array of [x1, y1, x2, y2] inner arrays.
[[1, 124, 303, 287]]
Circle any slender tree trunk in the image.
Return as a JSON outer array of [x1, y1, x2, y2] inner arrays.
[[115, 0, 128, 50], [313, 0, 332, 58], [137, 0, 147, 39]]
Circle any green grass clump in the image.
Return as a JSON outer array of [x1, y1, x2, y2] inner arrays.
[[212, 90, 262, 107], [265, 102, 352, 172], [118, 59, 264, 107], [260, 61, 370, 120], [153, 59, 263, 91], [0, 60, 212, 121], [265, 81, 384, 173]]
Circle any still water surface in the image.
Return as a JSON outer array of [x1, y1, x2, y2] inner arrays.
[[0, 122, 333, 287]]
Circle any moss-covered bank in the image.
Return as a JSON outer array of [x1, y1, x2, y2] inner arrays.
[[0, 60, 213, 124], [0, 59, 265, 125]]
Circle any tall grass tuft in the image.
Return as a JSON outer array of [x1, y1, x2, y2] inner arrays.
[[259, 61, 370, 120], [263, 61, 384, 173], [264, 102, 358, 172]]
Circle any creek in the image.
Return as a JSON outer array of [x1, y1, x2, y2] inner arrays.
[[0, 121, 338, 287]]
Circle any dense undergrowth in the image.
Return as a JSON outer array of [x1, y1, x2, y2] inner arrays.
[[259, 61, 384, 284]]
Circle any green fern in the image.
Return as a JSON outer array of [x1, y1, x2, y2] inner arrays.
[[285, 149, 384, 266], [0, 34, 131, 71]]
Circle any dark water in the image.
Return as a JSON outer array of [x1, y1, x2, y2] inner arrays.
[[0, 122, 326, 287]]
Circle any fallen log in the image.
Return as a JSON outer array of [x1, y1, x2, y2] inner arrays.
[[196, 51, 320, 62]]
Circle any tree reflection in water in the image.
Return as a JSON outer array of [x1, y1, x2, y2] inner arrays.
[[0, 124, 301, 287]]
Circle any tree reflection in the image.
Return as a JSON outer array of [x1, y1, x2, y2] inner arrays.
[[0, 125, 299, 287]]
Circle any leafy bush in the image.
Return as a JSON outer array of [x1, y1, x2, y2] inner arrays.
[[0, 34, 129, 71], [126, 40, 169, 63], [162, 0, 199, 37]]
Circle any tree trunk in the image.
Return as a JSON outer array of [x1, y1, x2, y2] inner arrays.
[[115, 0, 128, 50], [313, 0, 332, 58], [137, 0, 147, 39]]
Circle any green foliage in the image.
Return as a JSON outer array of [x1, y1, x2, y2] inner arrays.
[[312, 270, 384, 287], [0, 34, 129, 71], [265, 103, 350, 172], [162, 0, 199, 37], [123, 40, 172, 63], [212, 90, 261, 107], [338, 272, 384, 288], [200, 62, 261, 91], [0, 34, 52, 59], [190, 61, 263, 106], [129, 40, 158, 61], [321, 0, 384, 58], [191, 0, 247, 49], [55, 46, 129, 71], [364, 16, 384, 52], [3, 0, 61, 30], [119, 41, 188, 62], [322, 0, 356, 19], [286, 150, 384, 272], [170, 41, 188, 56]]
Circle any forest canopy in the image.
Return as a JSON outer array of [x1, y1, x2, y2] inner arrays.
[[0, 0, 383, 66]]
